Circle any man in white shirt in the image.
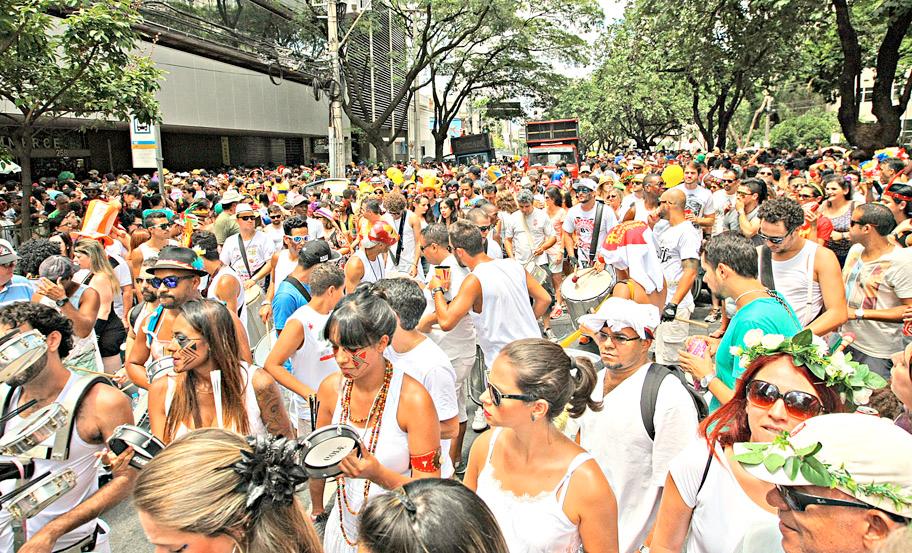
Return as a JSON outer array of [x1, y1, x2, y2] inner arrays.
[[652, 188, 702, 365], [672, 162, 716, 235], [466, 207, 503, 259], [711, 168, 739, 236], [504, 189, 557, 267], [220, 204, 277, 285], [418, 223, 478, 464], [376, 277, 459, 478], [571, 298, 700, 553], [562, 178, 618, 268]]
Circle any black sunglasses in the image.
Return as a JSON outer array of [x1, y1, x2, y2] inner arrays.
[[237, 215, 258, 221], [777, 486, 909, 523], [151, 275, 196, 289], [747, 380, 822, 419], [478, 225, 491, 232], [483, 381, 535, 407], [798, 193, 816, 199], [757, 229, 793, 245], [850, 219, 867, 227], [722, 179, 736, 183], [146, 223, 170, 230]]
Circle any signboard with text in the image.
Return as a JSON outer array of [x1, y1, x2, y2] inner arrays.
[[130, 117, 159, 168]]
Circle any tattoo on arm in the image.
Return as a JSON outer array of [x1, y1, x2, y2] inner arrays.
[[256, 376, 293, 438]]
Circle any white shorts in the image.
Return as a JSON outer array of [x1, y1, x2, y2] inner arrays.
[[451, 356, 475, 423]]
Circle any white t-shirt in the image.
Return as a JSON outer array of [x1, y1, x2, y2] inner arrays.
[[307, 218, 325, 240], [288, 304, 338, 408], [423, 255, 476, 361], [505, 208, 555, 266], [485, 237, 504, 260], [711, 190, 737, 236], [562, 201, 618, 264], [569, 365, 699, 553], [385, 338, 458, 477], [220, 231, 277, 281], [653, 220, 702, 310], [673, 184, 716, 218], [263, 223, 285, 251], [669, 439, 779, 553]]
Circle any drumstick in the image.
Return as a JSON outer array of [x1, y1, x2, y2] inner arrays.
[[675, 317, 711, 329], [571, 267, 596, 284], [71, 367, 115, 381], [0, 399, 36, 425]]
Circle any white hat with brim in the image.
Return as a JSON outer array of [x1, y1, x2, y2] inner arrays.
[[577, 297, 660, 340], [219, 189, 243, 205], [734, 413, 912, 518]]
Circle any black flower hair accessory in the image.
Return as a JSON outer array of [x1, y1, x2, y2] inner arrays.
[[230, 434, 309, 511]]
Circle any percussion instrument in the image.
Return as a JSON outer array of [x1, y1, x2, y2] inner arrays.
[[5, 468, 76, 519], [0, 330, 48, 385], [0, 403, 68, 457], [562, 347, 600, 366], [524, 260, 549, 286], [253, 331, 276, 368], [245, 284, 267, 348], [561, 267, 616, 329], [107, 424, 164, 469], [146, 356, 174, 384], [298, 424, 361, 479]]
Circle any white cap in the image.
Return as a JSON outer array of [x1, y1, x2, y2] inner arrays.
[[580, 164, 592, 173], [577, 297, 660, 340], [735, 413, 912, 518], [235, 204, 254, 215]]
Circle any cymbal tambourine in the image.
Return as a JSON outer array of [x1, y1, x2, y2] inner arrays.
[[0, 403, 68, 457], [4, 468, 76, 519], [0, 330, 48, 385], [298, 424, 362, 479], [107, 425, 165, 470]]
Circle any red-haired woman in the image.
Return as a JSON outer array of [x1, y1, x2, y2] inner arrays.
[[648, 332, 850, 553]]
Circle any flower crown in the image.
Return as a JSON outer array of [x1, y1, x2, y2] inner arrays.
[[735, 431, 912, 514], [730, 328, 886, 409]]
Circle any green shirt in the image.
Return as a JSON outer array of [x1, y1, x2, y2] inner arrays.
[[213, 211, 239, 245], [711, 293, 801, 411]]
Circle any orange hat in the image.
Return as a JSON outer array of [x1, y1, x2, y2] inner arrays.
[[363, 221, 398, 247]]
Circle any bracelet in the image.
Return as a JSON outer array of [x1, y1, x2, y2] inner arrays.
[[410, 448, 442, 473], [431, 287, 445, 296]]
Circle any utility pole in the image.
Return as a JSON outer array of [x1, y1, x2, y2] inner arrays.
[[763, 95, 773, 149], [327, 0, 346, 179]]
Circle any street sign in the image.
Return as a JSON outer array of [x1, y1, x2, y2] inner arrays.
[[130, 117, 159, 169]]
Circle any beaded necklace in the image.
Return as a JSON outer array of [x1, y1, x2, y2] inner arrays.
[[337, 360, 394, 546]]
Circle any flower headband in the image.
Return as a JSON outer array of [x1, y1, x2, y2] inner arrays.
[[730, 328, 886, 409], [229, 434, 309, 513]]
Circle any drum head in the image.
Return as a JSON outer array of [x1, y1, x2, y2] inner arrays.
[[108, 424, 164, 469], [0, 331, 48, 384], [245, 284, 263, 305], [561, 269, 616, 302], [304, 435, 358, 469], [146, 357, 174, 383], [0, 403, 66, 452]]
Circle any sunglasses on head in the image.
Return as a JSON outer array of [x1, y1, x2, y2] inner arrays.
[[237, 215, 258, 221], [776, 486, 910, 523], [151, 274, 196, 289], [746, 380, 822, 419]]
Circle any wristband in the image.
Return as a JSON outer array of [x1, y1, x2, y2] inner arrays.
[[432, 287, 445, 296]]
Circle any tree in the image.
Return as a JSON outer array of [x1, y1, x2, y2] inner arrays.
[[769, 109, 839, 150], [426, 0, 601, 160], [0, 0, 162, 239], [628, 0, 818, 150], [800, 0, 911, 153]]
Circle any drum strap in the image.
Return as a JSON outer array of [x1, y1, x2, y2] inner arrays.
[[284, 276, 311, 302], [238, 234, 253, 279], [588, 201, 604, 265], [392, 212, 408, 266]]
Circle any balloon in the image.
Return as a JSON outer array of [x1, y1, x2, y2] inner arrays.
[[662, 165, 684, 188], [386, 167, 404, 185]]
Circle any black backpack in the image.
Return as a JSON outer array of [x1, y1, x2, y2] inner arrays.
[[640, 363, 708, 440]]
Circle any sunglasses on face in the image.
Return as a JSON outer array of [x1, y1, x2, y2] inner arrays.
[[776, 486, 909, 523], [798, 193, 816, 199], [151, 274, 196, 289], [147, 223, 170, 230], [757, 229, 792, 245], [758, 171, 772, 176], [288, 235, 308, 244], [237, 215, 257, 222], [737, 190, 753, 196], [590, 330, 640, 345], [746, 380, 822, 419], [485, 381, 535, 407], [850, 219, 867, 227], [478, 225, 491, 232], [722, 179, 736, 183]]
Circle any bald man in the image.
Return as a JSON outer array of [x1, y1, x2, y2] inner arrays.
[[651, 188, 702, 365]]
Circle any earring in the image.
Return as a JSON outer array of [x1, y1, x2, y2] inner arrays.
[[531, 413, 537, 422]]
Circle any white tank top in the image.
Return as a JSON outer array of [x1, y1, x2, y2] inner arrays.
[[771, 240, 823, 327], [476, 428, 589, 553], [207, 264, 247, 328], [325, 368, 410, 552], [288, 305, 338, 408], [388, 212, 425, 279], [137, 241, 160, 261], [471, 259, 541, 367], [274, 250, 298, 287], [0, 375, 104, 551], [354, 249, 389, 284], [164, 362, 266, 440]]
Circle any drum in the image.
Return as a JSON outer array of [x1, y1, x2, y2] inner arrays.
[[253, 331, 276, 368], [299, 424, 361, 479], [0, 403, 68, 457], [561, 268, 616, 329], [107, 424, 164, 469], [146, 356, 174, 384], [524, 260, 549, 286], [563, 347, 600, 365], [0, 330, 48, 385], [245, 284, 267, 348], [6, 468, 76, 519]]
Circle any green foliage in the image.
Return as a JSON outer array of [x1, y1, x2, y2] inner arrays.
[[769, 110, 840, 150]]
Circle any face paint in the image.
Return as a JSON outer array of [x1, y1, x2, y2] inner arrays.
[[351, 348, 369, 370]]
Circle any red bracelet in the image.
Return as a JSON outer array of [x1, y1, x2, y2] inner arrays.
[[410, 448, 442, 473]]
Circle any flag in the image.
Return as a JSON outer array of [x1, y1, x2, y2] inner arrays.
[[599, 221, 665, 294]]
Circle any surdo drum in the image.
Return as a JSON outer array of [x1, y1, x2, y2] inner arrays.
[[561, 268, 616, 329]]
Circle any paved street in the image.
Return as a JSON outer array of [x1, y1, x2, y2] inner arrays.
[[104, 300, 716, 550]]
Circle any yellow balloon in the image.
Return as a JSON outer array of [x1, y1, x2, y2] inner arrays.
[[386, 167, 404, 185], [662, 165, 684, 188]]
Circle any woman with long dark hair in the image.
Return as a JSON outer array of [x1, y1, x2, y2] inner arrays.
[[438, 197, 458, 226], [148, 299, 292, 443], [648, 330, 878, 553], [464, 338, 619, 553], [820, 174, 855, 265], [881, 180, 912, 248]]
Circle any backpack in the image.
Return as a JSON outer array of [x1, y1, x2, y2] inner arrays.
[[640, 363, 708, 441]]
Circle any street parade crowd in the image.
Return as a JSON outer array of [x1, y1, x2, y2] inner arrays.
[[0, 146, 909, 553]]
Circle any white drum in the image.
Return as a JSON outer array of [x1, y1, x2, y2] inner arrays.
[[299, 424, 361, 479], [5, 468, 76, 519], [0, 330, 48, 385], [561, 268, 616, 329], [245, 284, 267, 347], [0, 403, 68, 457], [253, 331, 276, 368]]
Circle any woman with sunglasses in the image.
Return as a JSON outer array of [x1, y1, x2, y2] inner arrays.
[[316, 284, 442, 553], [315, 206, 352, 260], [606, 186, 624, 220], [649, 331, 849, 553], [149, 298, 292, 444], [464, 338, 620, 553], [794, 183, 833, 246]]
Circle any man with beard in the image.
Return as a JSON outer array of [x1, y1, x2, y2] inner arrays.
[[125, 247, 251, 389], [562, 178, 618, 269], [0, 302, 134, 553]]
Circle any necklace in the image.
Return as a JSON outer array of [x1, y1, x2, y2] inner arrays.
[[337, 361, 394, 546], [365, 253, 383, 282], [733, 289, 765, 304]]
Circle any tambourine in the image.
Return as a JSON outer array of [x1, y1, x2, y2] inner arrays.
[[5, 468, 76, 519], [299, 424, 362, 479], [0, 330, 48, 385], [146, 356, 174, 384], [107, 424, 164, 469], [0, 403, 68, 456]]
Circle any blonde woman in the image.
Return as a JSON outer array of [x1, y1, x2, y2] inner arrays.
[[134, 428, 323, 553], [74, 239, 127, 373]]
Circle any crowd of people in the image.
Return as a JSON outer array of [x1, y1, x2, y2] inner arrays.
[[0, 145, 910, 553]]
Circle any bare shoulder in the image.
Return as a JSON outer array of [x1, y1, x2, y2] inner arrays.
[[400, 373, 433, 408], [251, 367, 277, 391]]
